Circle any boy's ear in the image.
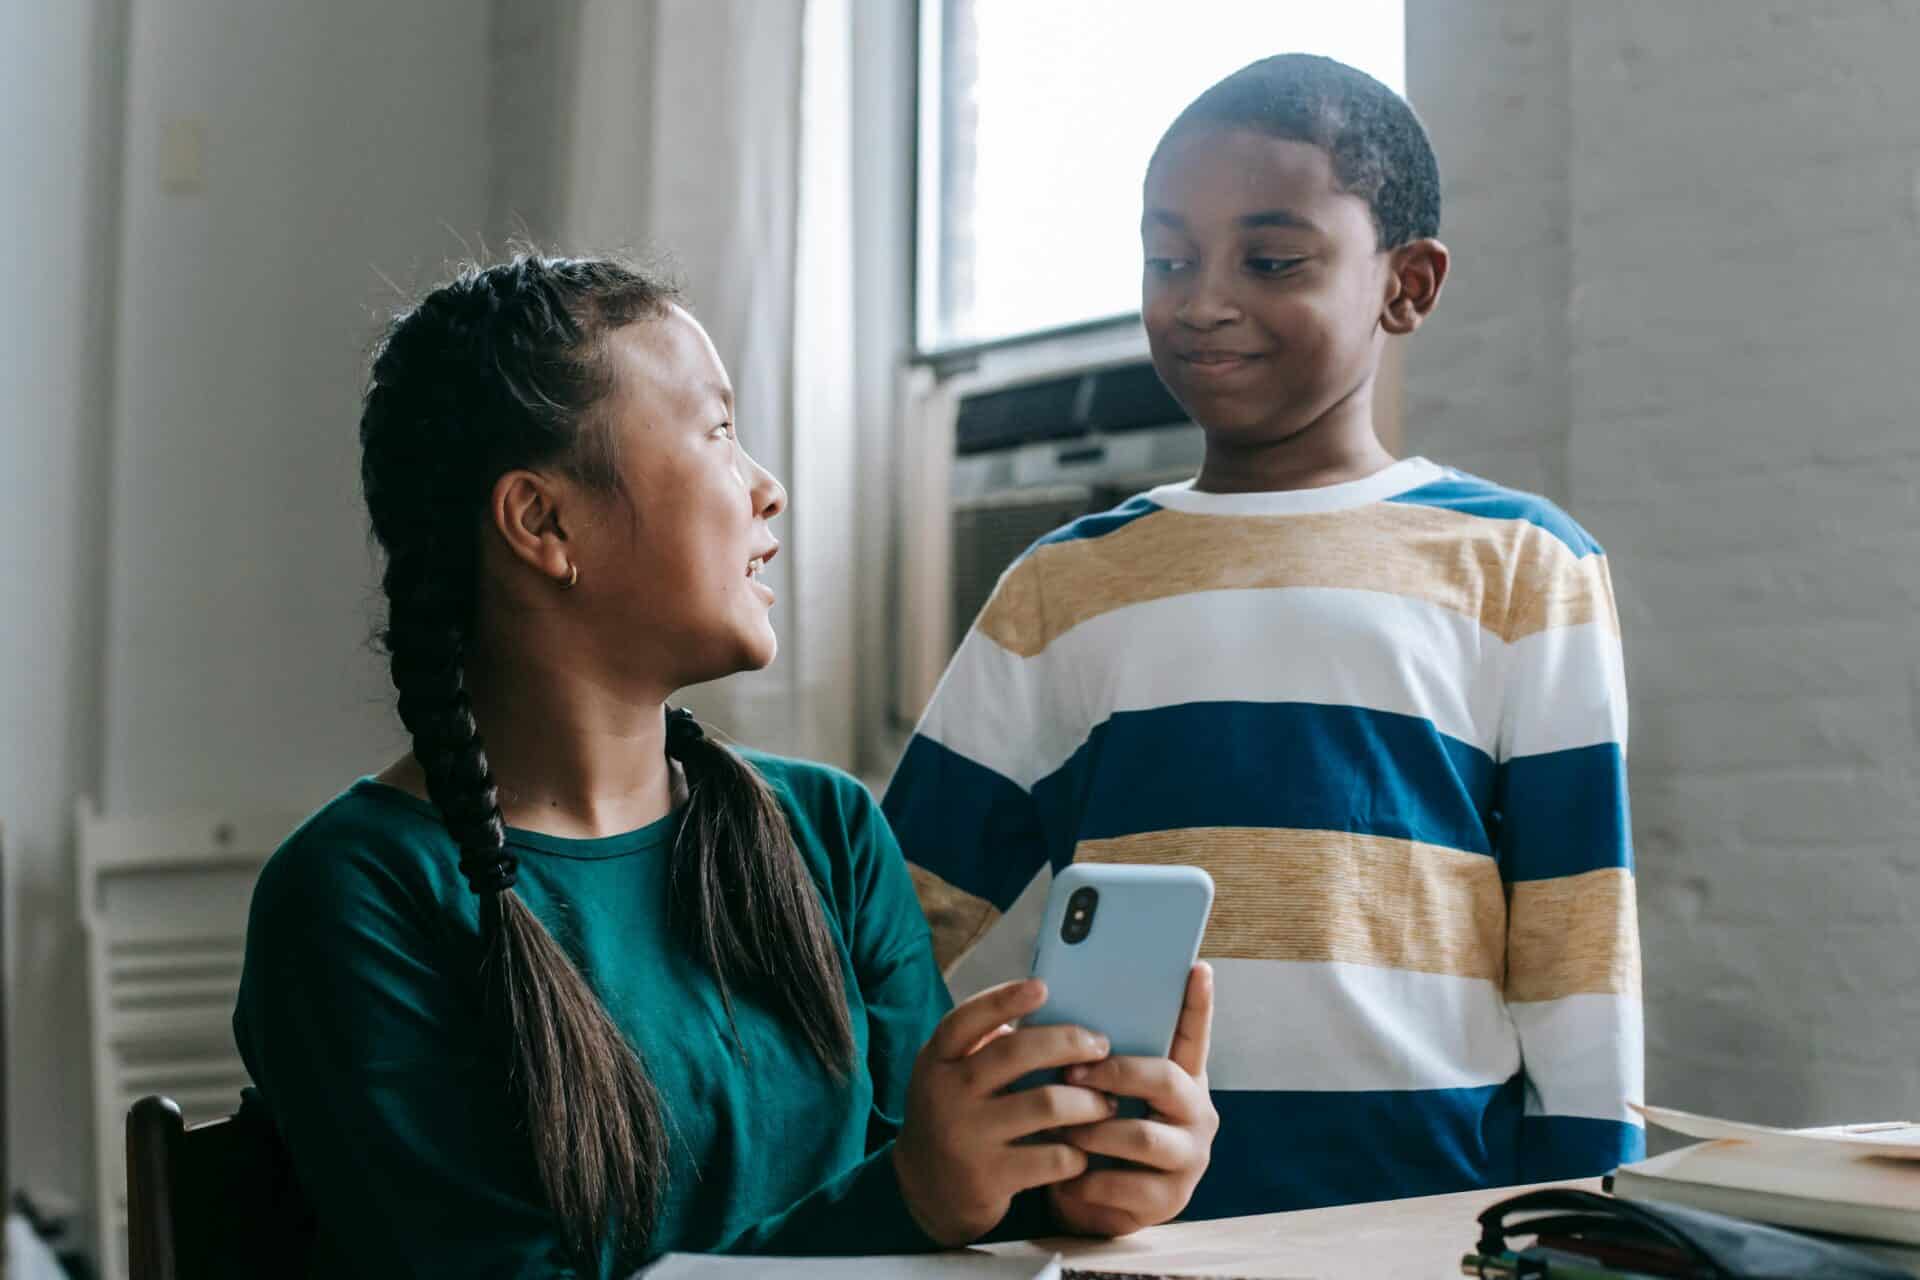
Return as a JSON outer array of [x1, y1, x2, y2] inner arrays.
[[1381, 239, 1450, 336]]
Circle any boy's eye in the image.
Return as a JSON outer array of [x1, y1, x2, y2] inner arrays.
[[712, 421, 736, 440], [1145, 257, 1192, 275], [1247, 256, 1306, 277]]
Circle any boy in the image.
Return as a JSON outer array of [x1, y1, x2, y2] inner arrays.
[[883, 54, 1642, 1219]]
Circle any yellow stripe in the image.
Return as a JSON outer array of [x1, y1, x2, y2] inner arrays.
[[973, 547, 1051, 658], [1506, 867, 1641, 1002], [1507, 535, 1618, 641], [908, 864, 1001, 975], [1076, 828, 1507, 982], [976, 506, 1614, 658]]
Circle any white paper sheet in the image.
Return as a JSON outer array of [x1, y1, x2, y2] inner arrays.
[[1633, 1102, 1920, 1160]]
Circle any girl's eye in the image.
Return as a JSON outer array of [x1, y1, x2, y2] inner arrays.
[[713, 421, 736, 440], [1145, 257, 1192, 276]]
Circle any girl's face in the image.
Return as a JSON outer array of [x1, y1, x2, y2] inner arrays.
[[569, 306, 787, 690]]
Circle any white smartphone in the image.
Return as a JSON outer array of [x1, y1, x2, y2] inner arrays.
[[1022, 862, 1214, 1113]]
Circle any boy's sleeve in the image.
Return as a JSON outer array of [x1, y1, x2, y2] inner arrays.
[[1497, 541, 1647, 1183], [883, 554, 1061, 971]]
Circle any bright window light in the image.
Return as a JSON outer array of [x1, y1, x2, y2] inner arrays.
[[917, 0, 1405, 354]]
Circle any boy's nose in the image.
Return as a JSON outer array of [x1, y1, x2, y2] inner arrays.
[[1175, 293, 1243, 329], [1175, 265, 1243, 329]]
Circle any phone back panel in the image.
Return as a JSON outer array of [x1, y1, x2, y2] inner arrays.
[[1026, 863, 1213, 1058]]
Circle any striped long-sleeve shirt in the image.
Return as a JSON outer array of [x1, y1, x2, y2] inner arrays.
[[882, 456, 1644, 1219]]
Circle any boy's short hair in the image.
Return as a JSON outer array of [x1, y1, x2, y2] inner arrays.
[[1152, 53, 1441, 249]]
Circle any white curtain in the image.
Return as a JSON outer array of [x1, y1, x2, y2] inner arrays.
[[490, 0, 866, 769]]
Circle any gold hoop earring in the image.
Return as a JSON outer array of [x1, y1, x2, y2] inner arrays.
[[559, 563, 578, 590]]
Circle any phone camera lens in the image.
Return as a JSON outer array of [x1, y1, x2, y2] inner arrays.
[[1061, 886, 1099, 944]]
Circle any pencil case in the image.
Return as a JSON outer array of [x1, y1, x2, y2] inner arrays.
[[1471, 1186, 1907, 1279]]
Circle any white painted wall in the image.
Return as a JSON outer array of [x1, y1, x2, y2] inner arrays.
[[0, 0, 125, 1222], [4, 0, 494, 1241], [1410, 0, 1920, 1130], [1404, 0, 1570, 506], [101, 0, 492, 816]]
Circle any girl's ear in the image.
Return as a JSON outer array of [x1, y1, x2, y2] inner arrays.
[[490, 469, 575, 584], [1381, 238, 1450, 336]]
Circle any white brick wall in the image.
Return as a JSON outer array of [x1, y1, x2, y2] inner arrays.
[[1412, 1, 1920, 1129], [1406, 0, 1571, 504]]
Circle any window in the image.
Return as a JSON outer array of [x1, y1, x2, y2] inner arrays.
[[916, 0, 1405, 355]]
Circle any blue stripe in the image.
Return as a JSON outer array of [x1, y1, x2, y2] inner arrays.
[[1031, 495, 1161, 550], [881, 735, 1048, 911], [1032, 702, 1495, 859], [1390, 475, 1602, 557], [1496, 742, 1632, 881], [1519, 1114, 1645, 1184], [1185, 1079, 1525, 1219]]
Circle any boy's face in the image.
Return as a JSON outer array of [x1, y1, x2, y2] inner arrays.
[[1142, 127, 1398, 442]]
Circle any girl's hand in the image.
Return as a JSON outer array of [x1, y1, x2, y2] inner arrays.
[[1046, 962, 1218, 1237], [893, 978, 1116, 1245]]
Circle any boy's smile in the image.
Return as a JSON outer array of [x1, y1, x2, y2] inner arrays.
[[1141, 127, 1435, 477]]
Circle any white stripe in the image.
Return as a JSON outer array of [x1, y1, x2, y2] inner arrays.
[[920, 587, 1504, 789], [918, 590, 1627, 793], [1501, 620, 1629, 760], [1206, 957, 1520, 1094], [1509, 993, 1644, 1124], [913, 625, 1078, 792]]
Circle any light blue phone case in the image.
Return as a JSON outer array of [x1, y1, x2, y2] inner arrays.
[[1025, 863, 1214, 1062]]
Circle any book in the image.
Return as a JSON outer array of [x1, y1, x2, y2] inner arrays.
[[1609, 1138, 1920, 1246]]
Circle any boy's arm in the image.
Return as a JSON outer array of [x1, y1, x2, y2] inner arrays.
[[883, 556, 1058, 971], [1498, 546, 1647, 1182]]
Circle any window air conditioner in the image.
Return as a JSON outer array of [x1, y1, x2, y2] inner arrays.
[[893, 324, 1202, 728]]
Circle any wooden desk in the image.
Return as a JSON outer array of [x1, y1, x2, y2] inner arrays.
[[983, 1181, 1597, 1279]]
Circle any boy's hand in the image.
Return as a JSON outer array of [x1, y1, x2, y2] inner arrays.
[[893, 978, 1116, 1246], [1046, 962, 1218, 1237]]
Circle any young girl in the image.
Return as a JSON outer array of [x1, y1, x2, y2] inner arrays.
[[233, 255, 1217, 1276]]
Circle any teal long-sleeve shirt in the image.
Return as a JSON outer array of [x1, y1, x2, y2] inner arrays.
[[234, 755, 952, 1277]]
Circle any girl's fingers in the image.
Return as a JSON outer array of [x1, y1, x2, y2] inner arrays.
[[1168, 962, 1215, 1079], [987, 1083, 1117, 1142], [1056, 1117, 1195, 1172], [927, 979, 1047, 1061], [961, 1023, 1110, 1096], [1050, 1195, 1144, 1240], [962, 1021, 1017, 1058], [1003, 1140, 1091, 1192], [1054, 1166, 1182, 1224], [1065, 1055, 1203, 1122]]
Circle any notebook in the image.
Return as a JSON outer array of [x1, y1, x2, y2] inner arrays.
[[639, 1255, 1062, 1278], [638, 1254, 1261, 1279]]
